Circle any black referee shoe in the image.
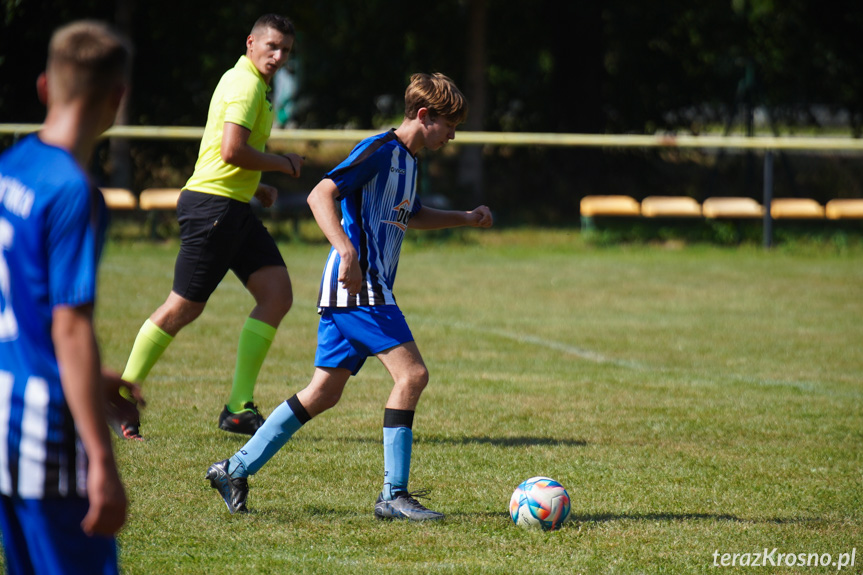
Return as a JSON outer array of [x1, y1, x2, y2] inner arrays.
[[218, 402, 265, 435]]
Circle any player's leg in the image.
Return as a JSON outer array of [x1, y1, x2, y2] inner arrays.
[[381, 342, 429, 500], [222, 265, 291, 421], [320, 305, 443, 521], [373, 342, 442, 521], [119, 292, 204, 440], [120, 191, 232, 439], [223, 305, 363, 466], [239, 366, 351, 477], [206, 368, 352, 514], [220, 217, 291, 434], [246, 265, 293, 328], [122, 292, 203, 384], [322, 307, 427, 502], [379, 341, 429, 412], [123, 190, 235, 386], [237, 367, 350, 475], [206, 309, 361, 514]]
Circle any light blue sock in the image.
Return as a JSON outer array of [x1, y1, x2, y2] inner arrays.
[[382, 426, 412, 500], [229, 399, 305, 477]]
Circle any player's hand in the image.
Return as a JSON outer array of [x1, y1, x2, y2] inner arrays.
[[103, 368, 145, 427], [81, 457, 127, 536], [338, 251, 363, 297], [467, 205, 493, 228], [283, 153, 305, 178], [254, 183, 278, 208]]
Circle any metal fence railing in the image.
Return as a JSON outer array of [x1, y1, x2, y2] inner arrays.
[[3, 123, 863, 150], [3, 124, 862, 246]]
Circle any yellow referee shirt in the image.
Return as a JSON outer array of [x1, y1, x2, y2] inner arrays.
[[184, 56, 274, 203]]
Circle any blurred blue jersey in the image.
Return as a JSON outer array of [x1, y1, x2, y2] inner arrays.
[[0, 134, 107, 499], [317, 129, 423, 308]]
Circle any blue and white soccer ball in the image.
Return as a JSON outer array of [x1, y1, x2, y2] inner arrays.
[[509, 476, 571, 531]]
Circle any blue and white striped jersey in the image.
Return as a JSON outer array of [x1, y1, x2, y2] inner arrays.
[[0, 134, 107, 499], [317, 129, 423, 308]]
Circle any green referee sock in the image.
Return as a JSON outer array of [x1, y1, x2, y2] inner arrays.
[[227, 317, 277, 413], [122, 318, 174, 384]]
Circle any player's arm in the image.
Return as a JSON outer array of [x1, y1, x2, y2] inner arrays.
[[307, 179, 362, 296], [221, 121, 304, 178], [52, 303, 127, 536], [410, 205, 494, 230]]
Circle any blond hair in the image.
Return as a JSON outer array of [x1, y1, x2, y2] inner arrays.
[[47, 20, 130, 104], [404, 73, 468, 124]]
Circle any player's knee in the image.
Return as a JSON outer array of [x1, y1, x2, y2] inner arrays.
[[272, 294, 292, 321], [277, 291, 293, 316], [304, 387, 342, 416], [179, 306, 205, 328], [404, 366, 429, 393], [255, 282, 292, 318], [155, 297, 205, 333], [262, 294, 292, 320], [319, 389, 342, 411]]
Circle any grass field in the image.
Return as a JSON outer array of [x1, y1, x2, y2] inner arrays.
[[88, 228, 861, 574]]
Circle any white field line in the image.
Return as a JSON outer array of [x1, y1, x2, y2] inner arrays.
[[426, 319, 854, 396], [484, 327, 646, 369], [425, 319, 646, 369]]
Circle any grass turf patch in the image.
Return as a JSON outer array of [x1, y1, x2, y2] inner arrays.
[[77, 229, 863, 574]]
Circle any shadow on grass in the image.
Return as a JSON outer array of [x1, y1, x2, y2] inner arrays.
[[291, 435, 588, 447], [241, 508, 824, 528], [417, 435, 588, 447], [571, 512, 825, 525], [447, 511, 824, 527]]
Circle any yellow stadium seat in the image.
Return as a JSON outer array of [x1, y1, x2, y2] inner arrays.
[[99, 187, 137, 210], [138, 188, 182, 239], [825, 199, 863, 220], [641, 196, 702, 218], [580, 195, 640, 217], [702, 197, 764, 219], [138, 188, 182, 211], [770, 198, 824, 219]]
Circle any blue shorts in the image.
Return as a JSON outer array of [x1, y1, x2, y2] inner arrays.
[[315, 306, 414, 375], [0, 495, 118, 575]]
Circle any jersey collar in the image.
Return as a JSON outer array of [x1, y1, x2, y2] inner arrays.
[[236, 55, 270, 88]]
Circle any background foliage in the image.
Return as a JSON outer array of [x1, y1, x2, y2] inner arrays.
[[1, 0, 862, 223], [3, 0, 861, 132]]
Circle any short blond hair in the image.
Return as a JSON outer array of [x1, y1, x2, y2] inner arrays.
[[404, 73, 468, 124], [47, 20, 130, 104]]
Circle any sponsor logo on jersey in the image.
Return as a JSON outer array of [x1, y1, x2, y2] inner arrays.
[[383, 199, 411, 231]]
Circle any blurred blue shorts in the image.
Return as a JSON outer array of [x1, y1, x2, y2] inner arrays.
[[0, 495, 118, 575]]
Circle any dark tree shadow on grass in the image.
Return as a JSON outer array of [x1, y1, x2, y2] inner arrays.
[[447, 511, 826, 527], [416, 435, 588, 447], [211, 426, 588, 448], [300, 435, 588, 447]]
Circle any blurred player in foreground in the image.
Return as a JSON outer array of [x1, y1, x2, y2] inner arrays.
[[207, 72, 493, 521], [119, 14, 305, 439], [0, 20, 141, 575]]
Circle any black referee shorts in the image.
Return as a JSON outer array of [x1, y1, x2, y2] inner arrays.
[[172, 190, 286, 303]]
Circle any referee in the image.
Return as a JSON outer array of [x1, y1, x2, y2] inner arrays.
[[120, 14, 305, 438]]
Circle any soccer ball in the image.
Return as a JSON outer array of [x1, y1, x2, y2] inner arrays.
[[509, 476, 571, 531]]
